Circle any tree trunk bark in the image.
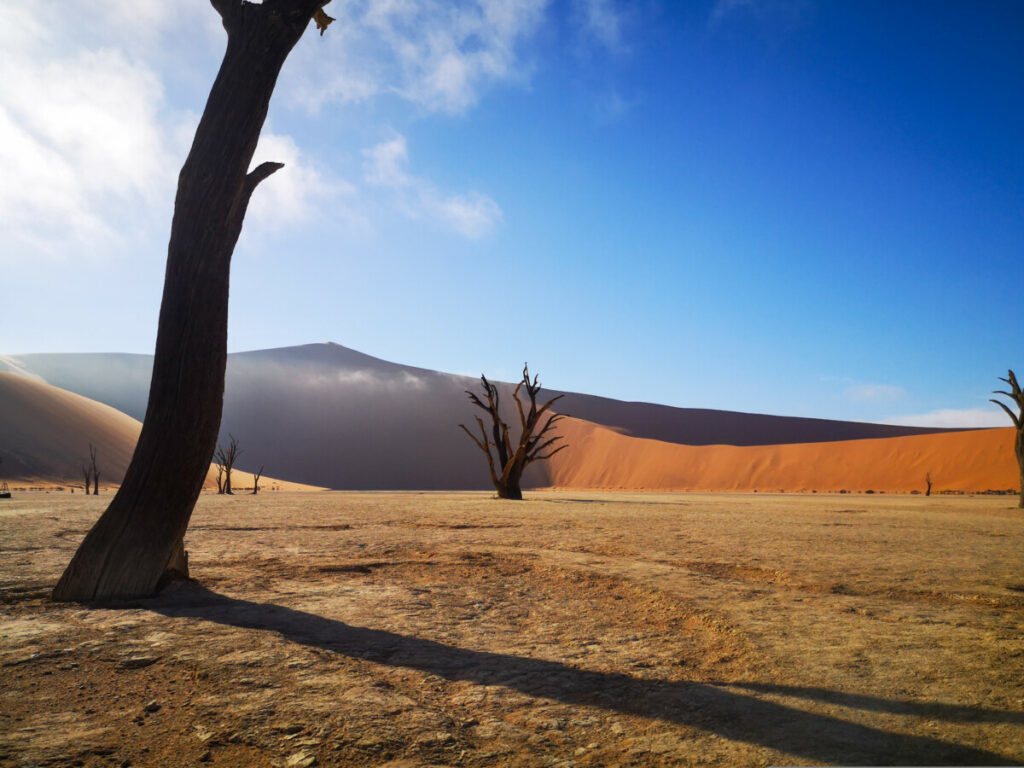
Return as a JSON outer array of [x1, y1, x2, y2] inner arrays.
[[53, 2, 320, 602], [1016, 431, 1023, 509], [496, 467, 524, 500]]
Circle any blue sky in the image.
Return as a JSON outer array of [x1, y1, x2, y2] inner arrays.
[[1, 0, 1021, 427]]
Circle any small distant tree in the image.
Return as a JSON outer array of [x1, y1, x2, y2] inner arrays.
[[215, 462, 225, 495], [214, 435, 242, 495], [82, 462, 93, 496], [925, 471, 932, 497], [252, 464, 264, 495], [89, 444, 100, 496], [990, 369, 1024, 508], [459, 364, 568, 500]]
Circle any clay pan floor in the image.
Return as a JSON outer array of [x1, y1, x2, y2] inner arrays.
[[1, 491, 1022, 767]]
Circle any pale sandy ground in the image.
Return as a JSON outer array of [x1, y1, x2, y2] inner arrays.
[[1, 491, 1022, 767]]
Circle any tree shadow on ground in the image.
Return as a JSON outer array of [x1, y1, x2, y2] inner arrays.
[[730, 682, 1024, 725], [146, 584, 1016, 766]]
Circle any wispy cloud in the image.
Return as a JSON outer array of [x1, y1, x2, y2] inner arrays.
[[0, 0, 222, 261], [885, 408, 1009, 429], [574, 0, 626, 52], [246, 131, 356, 233], [362, 133, 502, 238], [289, 0, 549, 114], [0, 44, 177, 259], [845, 383, 906, 402]]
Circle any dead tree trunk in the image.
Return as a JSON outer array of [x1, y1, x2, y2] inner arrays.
[[82, 462, 92, 496], [252, 464, 264, 494], [215, 434, 241, 495], [460, 364, 568, 500], [990, 369, 1024, 509], [925, 471, 932, 497], [89, 444, 100, 496], [52, 0, 334, 602], [215, 463, 225, 494]]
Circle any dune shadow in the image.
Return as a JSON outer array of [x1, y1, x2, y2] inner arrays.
[[730, 682, 1024, 725], [146, 584, 1016, 766]]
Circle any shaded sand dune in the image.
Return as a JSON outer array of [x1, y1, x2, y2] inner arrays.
[[1, 343, 972, 491], [0, 372, 318, 491], [5, 344, 954, 446], [547, 415, 1018, 493]]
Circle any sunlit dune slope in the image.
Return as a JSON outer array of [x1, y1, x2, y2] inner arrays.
[[0, 372, 318, 491], [546, 415, 1018, 493]]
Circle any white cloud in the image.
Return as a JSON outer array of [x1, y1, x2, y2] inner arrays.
[[885, 409, 1009, 429], [288, 0, 549, 113], [362, 133, 502, 238], [0, 1, 226, 262], [574, 0, 625, 52], [845, 384, 906, 402], [246, 132, 354, 231], [0, 44, 178, 259]]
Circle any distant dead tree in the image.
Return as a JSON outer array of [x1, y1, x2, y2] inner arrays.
[[990, 369, 1024, 508], [215, 462, 225, 495], [459, 364, 568, 500], [925, 471, 932, 497], [82, 461, 92, 496], [214, 435, 242, 495], [89, 444, 100, 496], [252, 465, 264, 495]]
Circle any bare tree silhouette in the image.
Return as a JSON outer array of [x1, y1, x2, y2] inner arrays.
[[89, 443, 100, 496], [215, 435, 242, 496], [53, 1, 336, 601], [460, 364, 567, 500], [990, 369, 1023, 508]]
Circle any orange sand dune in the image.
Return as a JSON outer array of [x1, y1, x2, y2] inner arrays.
[[0, 372, 320, 492], [547, 415, 1018, 494]]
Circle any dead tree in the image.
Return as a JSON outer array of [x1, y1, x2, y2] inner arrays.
[[215, 462, 226, 494], [990, 369, 1024, 509], [459, 364, 568, 500], [82, 462, 92, 496], [924, 471, 932, 497], [89, 444, 100, 496], [252, 464, 264, 495], [215, 435, 242, 495], [52, 1, 336, 602]]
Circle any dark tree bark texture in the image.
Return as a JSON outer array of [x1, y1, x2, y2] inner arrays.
[[460, 364, 568, 500], [990, 369, 1024, 509], [53, 0, 330, 602]]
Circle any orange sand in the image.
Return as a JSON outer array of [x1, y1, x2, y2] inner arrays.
[[547, 415, 1018, 494]]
